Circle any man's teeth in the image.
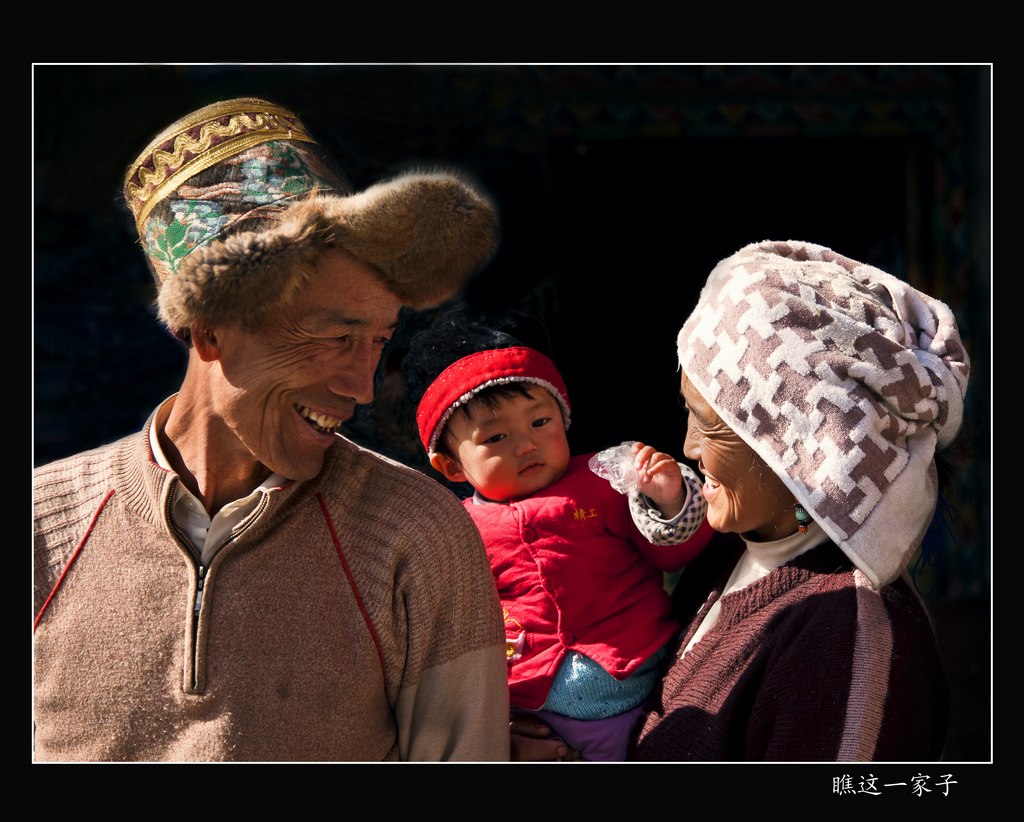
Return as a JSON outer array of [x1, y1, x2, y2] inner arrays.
[[296, 405, 341, 434]]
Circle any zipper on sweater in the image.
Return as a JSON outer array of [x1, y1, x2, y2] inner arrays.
[[165, 484, 273, 692], [163, 482, 206, 692], [194, 565, 206, 618], [190, 564, 207, 690]]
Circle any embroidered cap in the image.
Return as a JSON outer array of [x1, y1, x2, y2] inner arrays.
[[123, 97, 499, 335]]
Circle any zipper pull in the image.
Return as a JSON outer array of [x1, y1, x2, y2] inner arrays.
[[194, 565, 206, 617]]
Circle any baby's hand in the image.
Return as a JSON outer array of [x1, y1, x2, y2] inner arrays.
[[632, 442, 685, 518]]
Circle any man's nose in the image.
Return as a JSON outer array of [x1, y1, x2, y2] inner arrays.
[[329, 343, 381, 405]]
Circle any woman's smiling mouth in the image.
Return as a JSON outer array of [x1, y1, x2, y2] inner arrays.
[[698, 463, 722, 496]]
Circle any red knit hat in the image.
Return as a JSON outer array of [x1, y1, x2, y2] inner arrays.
[[415, 346, 571, 454]]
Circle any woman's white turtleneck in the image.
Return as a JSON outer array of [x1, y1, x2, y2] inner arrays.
[[681, 521, 829, 656]]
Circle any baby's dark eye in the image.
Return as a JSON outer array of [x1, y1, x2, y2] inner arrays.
[[484, 433, 506, 444], [532, 417, 552, 428]]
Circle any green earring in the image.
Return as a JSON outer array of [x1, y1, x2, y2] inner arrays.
[[795, 503, 811, 534]]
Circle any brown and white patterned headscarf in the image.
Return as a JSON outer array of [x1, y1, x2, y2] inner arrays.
[[677, 240, 970, 588]]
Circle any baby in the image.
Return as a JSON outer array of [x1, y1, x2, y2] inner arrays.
[[403, 312, 712, 760]]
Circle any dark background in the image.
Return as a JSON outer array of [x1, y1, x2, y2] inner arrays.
[[33, 64, 991, 763]]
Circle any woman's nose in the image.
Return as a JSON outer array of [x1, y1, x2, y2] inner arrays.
[[682, 422, 701, 462]]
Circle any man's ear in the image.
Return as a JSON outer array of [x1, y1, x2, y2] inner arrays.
[[429, 452, 467, 484], [191, 325, 221, 363]]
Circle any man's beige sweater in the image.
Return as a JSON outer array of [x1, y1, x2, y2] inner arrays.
[[33, 420, 509, 761]]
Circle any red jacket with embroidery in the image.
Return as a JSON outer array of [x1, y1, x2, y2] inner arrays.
[[465, 453, 712, 710]]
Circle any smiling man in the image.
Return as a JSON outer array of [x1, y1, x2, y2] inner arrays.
[[32, 98, 510, 762]]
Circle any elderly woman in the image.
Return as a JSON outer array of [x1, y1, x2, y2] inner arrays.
[[513, 239, 969, 761]]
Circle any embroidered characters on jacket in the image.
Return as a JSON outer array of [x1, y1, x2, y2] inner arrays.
[[503, 608, 526, 662]]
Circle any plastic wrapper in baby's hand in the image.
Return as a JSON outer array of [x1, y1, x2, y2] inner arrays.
[[588, 441, 639, 495]]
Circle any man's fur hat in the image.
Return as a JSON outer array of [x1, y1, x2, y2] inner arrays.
[[124, 98, 499, 335]]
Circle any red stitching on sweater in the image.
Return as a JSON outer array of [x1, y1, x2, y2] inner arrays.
[[316, 493, 388, 687], [33, 488, 116, 631]]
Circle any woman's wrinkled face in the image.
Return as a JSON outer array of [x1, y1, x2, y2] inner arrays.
[[680, 372, 797, 541]]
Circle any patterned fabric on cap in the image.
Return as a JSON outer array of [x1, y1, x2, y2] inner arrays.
[[120, 97, 499, 334], [136, 141, 345, 289], [124, 98, 346, 291], [677, 240, 970, 588]]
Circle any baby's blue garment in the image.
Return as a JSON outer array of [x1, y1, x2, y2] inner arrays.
[[541, 647, 666, 720]]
